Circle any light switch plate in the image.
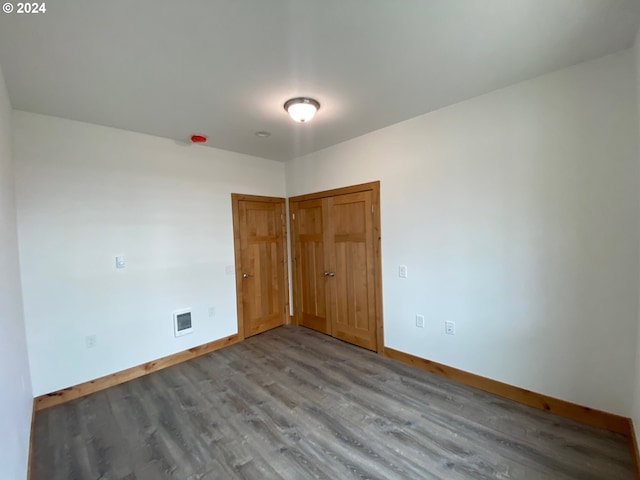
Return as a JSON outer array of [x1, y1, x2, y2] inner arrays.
[[115, 256, 126, 269]]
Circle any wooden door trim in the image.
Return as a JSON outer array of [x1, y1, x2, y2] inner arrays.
[[289, 181, 384, 354], [231, 194, 245, 340], [371, 185, 384, 354], [231, 193, 289, 341], [289, 199, 297, 327], [289, 181, 381, 203], [232, 194, 286, 204]]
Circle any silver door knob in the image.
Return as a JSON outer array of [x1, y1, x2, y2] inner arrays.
[[243, 273, 250, 278], [324, 272, 335, 277]]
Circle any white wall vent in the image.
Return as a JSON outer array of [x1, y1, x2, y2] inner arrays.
[[173, 308, 193, 337]]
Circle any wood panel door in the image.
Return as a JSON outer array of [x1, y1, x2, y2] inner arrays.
[[327, 191, 377, 350], [290, 182, 383, 352], [232, 194, 288, 339], [291, 198, 329, 334]]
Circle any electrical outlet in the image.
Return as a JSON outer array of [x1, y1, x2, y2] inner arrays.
[[399, 265, 408, 278], [416, 314, 424, 328], [209, 307, 216, 317], [85, 335, 97, 348], [445, 321, 455, 335]]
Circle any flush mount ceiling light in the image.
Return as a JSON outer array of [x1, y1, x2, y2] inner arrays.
[[284, 97, 320, 123]]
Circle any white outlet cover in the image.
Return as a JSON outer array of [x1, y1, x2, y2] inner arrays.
[[115, 256, 126, 269], [445, 321, 456, 335], [416, 314, 424, 328], [399, 265, 408, 278]]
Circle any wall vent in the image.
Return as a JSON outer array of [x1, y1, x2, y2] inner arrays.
[[173, 309, 193, 337]]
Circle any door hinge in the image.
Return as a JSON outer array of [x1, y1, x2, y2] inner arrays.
[[371, 205, 374, 214], [292, 213, 296, 220]]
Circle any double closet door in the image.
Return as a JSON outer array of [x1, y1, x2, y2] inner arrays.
[[290, 182, 382, 352]]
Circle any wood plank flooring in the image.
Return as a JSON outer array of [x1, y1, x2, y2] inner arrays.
[[32, 325, 634, 480]]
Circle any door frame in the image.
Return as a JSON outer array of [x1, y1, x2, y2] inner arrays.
[[231, 193, 290, 341], [289, 181, 384, 354]]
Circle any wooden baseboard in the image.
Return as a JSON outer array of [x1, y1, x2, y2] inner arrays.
[[35, 334, 239, 411], [629, 419, 640, 480], [27, 399, 35, 480], [383, 347, 631, 435]]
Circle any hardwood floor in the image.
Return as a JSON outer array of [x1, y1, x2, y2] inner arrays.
[[32, 325, 633, 479]]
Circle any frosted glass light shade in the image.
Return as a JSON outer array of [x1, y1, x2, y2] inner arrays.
[[284, 97, 320, 123]]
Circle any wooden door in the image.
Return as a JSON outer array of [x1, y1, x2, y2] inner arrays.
[[290, 182, 383, 353], [291, 198, 329, 334], [232, 194, 288, 339], [327, 191, 377, 350]]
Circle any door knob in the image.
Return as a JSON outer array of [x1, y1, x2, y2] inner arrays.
[[242, 273, 251, 278], [324, 272, 335, 277]]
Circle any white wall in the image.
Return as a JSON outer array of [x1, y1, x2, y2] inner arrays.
[[13, 112, 286, 396], [287, 50, 639, 416], [632, 30, 640, 433], [0, 66, 32, 480]]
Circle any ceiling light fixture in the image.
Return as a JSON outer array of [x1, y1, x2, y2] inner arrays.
[[284, 97, 320, 123], [255, 131, 271, 138]]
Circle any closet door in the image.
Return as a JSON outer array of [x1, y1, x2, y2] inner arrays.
[[291, 182, 382, 353], [291, 199, 330, 334], [326, 191, 377, 350]]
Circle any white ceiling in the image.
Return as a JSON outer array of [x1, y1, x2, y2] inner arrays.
[[1, 0, 639, 161]]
